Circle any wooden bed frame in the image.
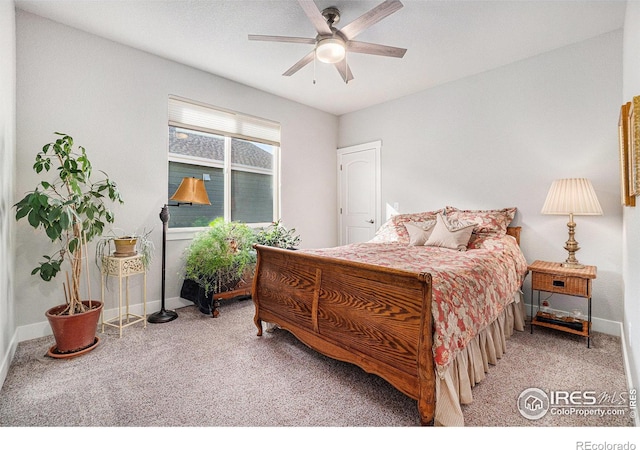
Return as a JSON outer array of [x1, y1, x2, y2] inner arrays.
[[251, 227, 521, 426]]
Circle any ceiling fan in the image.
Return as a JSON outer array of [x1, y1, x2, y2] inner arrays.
[[248, 0, 407, 84]]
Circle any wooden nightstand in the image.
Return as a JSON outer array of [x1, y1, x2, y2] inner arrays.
[[528, 260, 597, 347]]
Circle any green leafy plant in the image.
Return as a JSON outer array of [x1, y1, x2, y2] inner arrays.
[[14, 133, 123, 315], [255, 219, 301, 249], [183, 218, 257, 296]]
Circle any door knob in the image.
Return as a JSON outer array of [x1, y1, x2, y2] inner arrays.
[[366, 219, 374, 224]]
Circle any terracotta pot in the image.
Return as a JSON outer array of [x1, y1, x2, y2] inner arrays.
[[46, 301, 103, 355], [113, 237, 137, 257]]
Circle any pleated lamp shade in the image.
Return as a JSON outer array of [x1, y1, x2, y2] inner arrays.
[[541, 178, 603, 216], [170, 177, 211, 205]]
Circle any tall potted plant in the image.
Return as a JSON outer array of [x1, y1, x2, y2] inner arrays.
[[14, 133, 123, 357]]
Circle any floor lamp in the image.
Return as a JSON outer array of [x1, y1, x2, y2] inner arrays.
[[147, 177, 211, 323]]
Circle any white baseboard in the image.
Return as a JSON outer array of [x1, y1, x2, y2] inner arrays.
[[17, 319, 54, 342], [16, 296, 192, 343], [17, 300, 625, 341], [0, 329, 18, 393], [619, 321, 640, 427]]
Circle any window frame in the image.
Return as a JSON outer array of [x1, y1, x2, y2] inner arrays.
[[167, 97, 281, 240]]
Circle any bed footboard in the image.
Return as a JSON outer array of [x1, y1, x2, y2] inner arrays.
[[251, 244, 435, 425]]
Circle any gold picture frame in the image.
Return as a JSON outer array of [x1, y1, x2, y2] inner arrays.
[[619, 102, 635, 206], [629, 96, 640, 197]]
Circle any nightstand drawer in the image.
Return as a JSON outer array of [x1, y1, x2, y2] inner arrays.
[[531, 272, 590, 297]]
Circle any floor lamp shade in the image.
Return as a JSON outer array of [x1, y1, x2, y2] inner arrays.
[[541, 178, 602, 269], [170, 177, 211, 205], [148, 177, 211, 324]]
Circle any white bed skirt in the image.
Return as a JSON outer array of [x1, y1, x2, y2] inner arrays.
[[434, 290, 526, 426]]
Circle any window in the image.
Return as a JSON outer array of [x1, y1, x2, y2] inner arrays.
[[167, 97, 280, 228]]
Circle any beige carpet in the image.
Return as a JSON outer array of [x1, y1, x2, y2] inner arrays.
[[0, 298, 634, 431]]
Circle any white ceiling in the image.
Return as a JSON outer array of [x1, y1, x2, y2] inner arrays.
[[15, 0, 627, 116]]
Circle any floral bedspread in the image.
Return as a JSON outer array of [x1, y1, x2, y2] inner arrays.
[[300, 235, 528, 376]]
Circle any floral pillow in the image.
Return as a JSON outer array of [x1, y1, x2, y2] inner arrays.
[[370, 210, 442, 245], [369, 218, 401, 243], [444, 206, 516, 238], [466, 234, 496, 249]]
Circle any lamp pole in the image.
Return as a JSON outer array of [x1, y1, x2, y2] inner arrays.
[[147, 204, 178, 323], [147, 177, 210, 323]]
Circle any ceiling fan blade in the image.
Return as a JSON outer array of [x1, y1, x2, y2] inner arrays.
[[334, 59, 354, 84], [249, 35, 316, 45], [298, 0, 332, 36], [347, 40, 406, 58], [283, 50, 316, 76], [340, 0, 403, 41]]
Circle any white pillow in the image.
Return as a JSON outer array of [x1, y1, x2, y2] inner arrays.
[[404, 220, 436, 246], [424, 213, 474, 251]]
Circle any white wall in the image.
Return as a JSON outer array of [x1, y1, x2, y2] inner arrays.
[[0, 0, 17, 386], [9, 6, 631, 359], [15, 11, 338, 335], [622, 0, 640, 402], [339, 31, 624, 331]]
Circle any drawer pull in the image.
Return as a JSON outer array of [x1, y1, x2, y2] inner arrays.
[[552, 280, 565, 287]]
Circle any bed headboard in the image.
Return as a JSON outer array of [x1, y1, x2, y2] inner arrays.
[[507, 226, 521, 246]]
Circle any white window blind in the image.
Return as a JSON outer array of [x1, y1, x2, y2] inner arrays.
[[168, 96, 280, 146]]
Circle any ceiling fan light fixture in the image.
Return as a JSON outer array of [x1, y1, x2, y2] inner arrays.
[[249, 0, 406, 82], [315, 37, 346, 64]]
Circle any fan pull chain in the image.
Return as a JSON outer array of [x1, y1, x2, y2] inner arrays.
[[345, 51, 348, 85], [313, 49, 317, 85]]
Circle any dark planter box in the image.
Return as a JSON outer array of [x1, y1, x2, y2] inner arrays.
[[180, 277, 251, 316], [180, 279, 214, 315]]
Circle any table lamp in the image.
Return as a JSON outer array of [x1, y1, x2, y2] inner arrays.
[[147, 177, 211, 323], [541, 178, 602, 269]]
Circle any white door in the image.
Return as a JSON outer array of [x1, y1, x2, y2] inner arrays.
[[338, 141, 381, 245]]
